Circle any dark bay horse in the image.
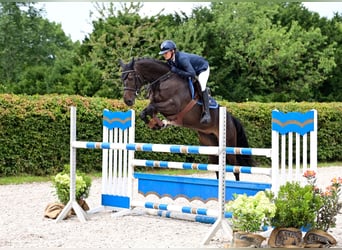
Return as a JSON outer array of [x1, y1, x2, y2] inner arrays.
[[119, 58, 254, 180]]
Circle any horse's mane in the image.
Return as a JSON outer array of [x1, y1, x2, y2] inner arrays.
[[136, 57, 170, 70], [134, 57, 176, 94]]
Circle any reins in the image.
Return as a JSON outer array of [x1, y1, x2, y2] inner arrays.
[[123, 68, 173, 95], [149, 71, 172, 86]]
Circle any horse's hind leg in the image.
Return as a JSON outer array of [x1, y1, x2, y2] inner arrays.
[[208, 154, 239, 180], [227, 155, 240, 181], [226, 115, 240, 181], [198, 132, 220, 178]]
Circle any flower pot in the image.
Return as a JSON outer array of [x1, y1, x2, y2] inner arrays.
[[303, 229, 337, 248], [268, 227, 303, 248], [230, 231, 266, 248]]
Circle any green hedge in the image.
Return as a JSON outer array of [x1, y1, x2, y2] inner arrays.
[[0, 94, 341, 177]]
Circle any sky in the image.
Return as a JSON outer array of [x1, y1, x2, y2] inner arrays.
[[37, 2, 342, 42]]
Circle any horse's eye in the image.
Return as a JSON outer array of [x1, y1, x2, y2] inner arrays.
[[121, 73, 128, 80]]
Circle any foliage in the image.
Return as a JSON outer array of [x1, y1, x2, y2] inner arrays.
[[0, 2, 75, 89], [0, 2, 341, 102], [225, 191, 276, 232], [0, 94, 341, 176], [206, 2, 337, 102], [52, 164, 91, 204], [303, 170, 342, 231], [81, 2, 169, 99], [270, 181, 323, 229]]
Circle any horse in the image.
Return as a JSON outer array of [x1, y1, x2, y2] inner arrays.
[[119, 57, 254, 181]]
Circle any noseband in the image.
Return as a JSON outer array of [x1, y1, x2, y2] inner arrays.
[[122, 69, 143, 95]]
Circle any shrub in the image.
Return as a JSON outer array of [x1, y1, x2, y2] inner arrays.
[[52, 164, 91, 204]]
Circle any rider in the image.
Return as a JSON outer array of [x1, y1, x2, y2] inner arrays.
[[158, 40, 211, 124]]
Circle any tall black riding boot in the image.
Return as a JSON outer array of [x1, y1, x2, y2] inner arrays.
[[200, 89, 211, 124]]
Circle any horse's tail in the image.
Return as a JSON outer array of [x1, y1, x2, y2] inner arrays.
[[231, 115, 256, 167]]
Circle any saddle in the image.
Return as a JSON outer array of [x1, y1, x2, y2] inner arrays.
[[188, 78, 218, 109]]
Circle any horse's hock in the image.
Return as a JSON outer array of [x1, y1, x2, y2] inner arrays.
[[56, 105, 318, 246]]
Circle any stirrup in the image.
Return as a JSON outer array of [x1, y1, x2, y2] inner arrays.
[[200, 112, 211, 124]]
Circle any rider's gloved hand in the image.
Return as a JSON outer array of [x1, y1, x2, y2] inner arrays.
[[171, 66, 192, 78], [170, 66, 177, 73]]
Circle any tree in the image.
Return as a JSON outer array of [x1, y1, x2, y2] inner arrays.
[[79, 2, 183, 98], [315, 14, 342, 101], [273, 2, 342, 101], [0, 2, 75, 93], [197, 2, 336, 102], [1, 2, 340, 102]]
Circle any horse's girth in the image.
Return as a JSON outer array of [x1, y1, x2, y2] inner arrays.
[[167, 99, 198, 126]]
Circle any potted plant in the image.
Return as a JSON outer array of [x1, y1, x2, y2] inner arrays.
[[300, 170, 340, 248], [270, 181, 323, 229], [268, 171, 341, 248], [225, 191, 276, 247], [303, 170, 342, 231], [52, 164, 91, 208], [268, 179, 323, 248]]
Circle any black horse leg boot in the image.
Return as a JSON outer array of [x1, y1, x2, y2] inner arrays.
[[200, 88, 211, 124]]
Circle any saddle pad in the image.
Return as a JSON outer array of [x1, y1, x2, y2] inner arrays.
[[196, 97, 219, 109]]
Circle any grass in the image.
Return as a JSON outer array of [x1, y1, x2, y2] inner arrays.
[[0, 174, 52, 185], [0, 172, 100, 185], [1, 162, 341, 185]]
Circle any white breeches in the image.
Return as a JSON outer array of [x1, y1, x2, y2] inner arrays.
[[198, 66, 210, 91]]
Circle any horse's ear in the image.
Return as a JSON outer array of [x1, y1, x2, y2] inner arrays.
[[118, 59, 125, 68]]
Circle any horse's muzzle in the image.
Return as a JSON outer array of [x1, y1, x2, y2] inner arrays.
[[124, 99, 134, 106]]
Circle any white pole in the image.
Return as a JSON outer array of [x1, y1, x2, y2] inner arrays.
[[202, 106, 232, 245], [56, 106, 88, 222]]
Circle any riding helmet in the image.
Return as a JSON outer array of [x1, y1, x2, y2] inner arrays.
[[159, 40, 177, 55]]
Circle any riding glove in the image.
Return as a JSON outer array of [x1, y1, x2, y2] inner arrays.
[[171, 66, 193, 78]]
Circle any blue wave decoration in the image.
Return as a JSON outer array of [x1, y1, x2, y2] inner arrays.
[[102, 109, 133, 130], [272, 110, 315, 135]]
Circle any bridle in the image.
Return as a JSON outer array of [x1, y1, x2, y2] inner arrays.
[[122, 69, 143, 95], [122, 68, 173, 96]]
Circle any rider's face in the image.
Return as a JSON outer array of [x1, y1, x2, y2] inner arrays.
[[163, 50, 173, 60]]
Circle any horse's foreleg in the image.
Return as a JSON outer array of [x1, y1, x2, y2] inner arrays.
[[140, 104, 165, 129], [140, 104, 156, 124]]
